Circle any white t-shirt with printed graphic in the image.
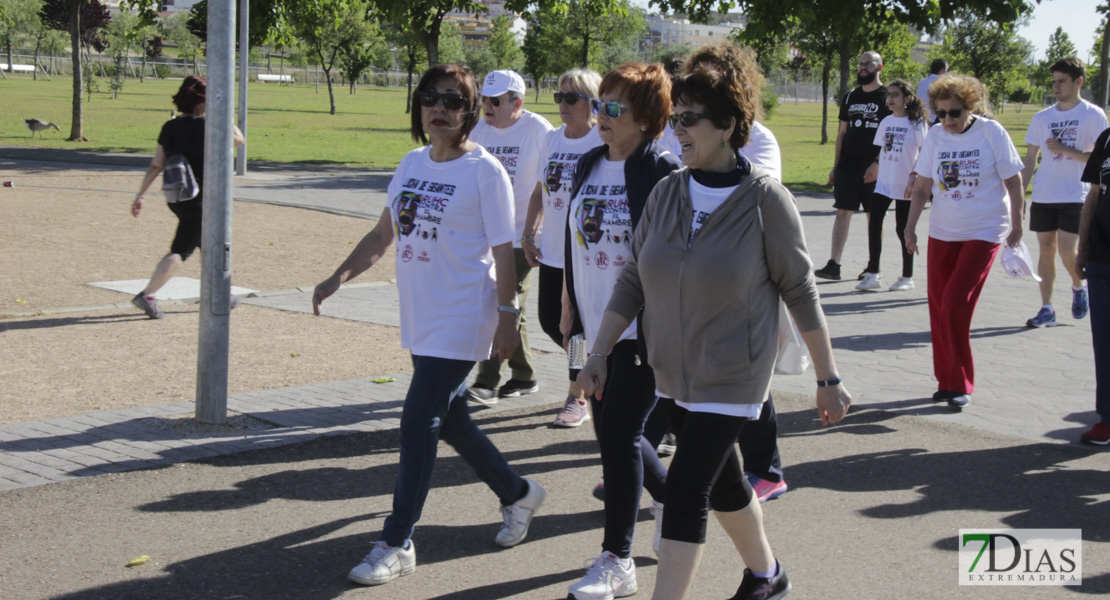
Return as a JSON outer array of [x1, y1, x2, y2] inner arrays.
[[534, 125, 602, 268], [1025, 99, 1109, 204], [914, 117, 1025, 244], [388, 145, 517, 362], [568, 158, 637, 346], [873, 115, 928, 199], [688, 179, 737, 246], [470, 110, 555, 246]]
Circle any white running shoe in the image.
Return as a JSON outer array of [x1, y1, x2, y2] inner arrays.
[[855, 272, 881, 291], [568, 551, 637, 600], [496, 478, 546, 547], [889, 276, 915, 291], [348, 540, 416, 586], [650, 500, 663, 556]]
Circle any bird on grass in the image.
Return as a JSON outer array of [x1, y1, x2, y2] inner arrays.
[[22, 119, 61, 138]]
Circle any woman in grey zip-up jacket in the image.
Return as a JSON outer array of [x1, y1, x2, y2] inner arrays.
[[577, 50, 852, 599]]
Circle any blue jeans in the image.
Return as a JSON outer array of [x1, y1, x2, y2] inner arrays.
[[1088, 261, 1110, 422], [380, 354, 526, 547]]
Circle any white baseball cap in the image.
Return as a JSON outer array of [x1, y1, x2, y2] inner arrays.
[[1000, 241, 1042, 281], [482, 70, 526, 97]]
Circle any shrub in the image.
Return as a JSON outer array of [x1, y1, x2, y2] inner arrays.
[[761, 84, 778, 119], [153, 64, 171, 79]]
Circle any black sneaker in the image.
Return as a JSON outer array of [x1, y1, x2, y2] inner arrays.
[[729, 561, 791, 600], [498, 379, 539, 398], [131, 292, 164, 319], [931, 390, 956, 403], [467, 384, 499, 406], [814, 260, 841, 281]]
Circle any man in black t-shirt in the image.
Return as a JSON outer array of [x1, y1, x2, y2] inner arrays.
[[1077, 127, 1110, 444], [816, 50, 891, 280]]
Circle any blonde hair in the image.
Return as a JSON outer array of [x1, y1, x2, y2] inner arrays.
[[558, 68, 602, 99], [929, 73, 992, 118]]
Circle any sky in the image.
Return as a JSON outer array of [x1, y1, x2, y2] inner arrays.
[[628, 0, 1105, 62]]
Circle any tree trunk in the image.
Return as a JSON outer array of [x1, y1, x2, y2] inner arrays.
[[406, 49, 416, 114], [417, 13, 443, 66], [34, 38, 42, 81], [6, 35, 13, 73], [821, 61, 831, 145], [837, 36, 850, 105], [68, 1, 86, 141], [141, 53, 146, 83], [1100, 15, 1110, 107]]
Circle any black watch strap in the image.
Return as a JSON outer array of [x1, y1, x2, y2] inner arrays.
[[817, 376, 843, 387]]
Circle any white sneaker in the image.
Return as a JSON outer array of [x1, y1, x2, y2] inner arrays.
[[650, 500, 663, 556], [495, 478, 546, 547], [855, 272, 881, 291], [889, 276, 915, 291], [568, 551, 637, 600], [348, 540, 416, 586]]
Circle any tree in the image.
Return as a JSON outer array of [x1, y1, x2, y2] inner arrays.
[[381, 21, 426, 113], [340, 27, 389, 93], [2, 0, 42, 74], [287, 0, 375, 114], [935, 7, 1033, 107], [40, 0, 112, 141], [1033, 26, 1079, 89], [1097, 4, 1110, 106], [522, 0, 643, 74], [522, 14, 553, 101], [487, 14, 523, 71]]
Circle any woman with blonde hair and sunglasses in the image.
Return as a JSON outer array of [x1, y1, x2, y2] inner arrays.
[[904, 73, 1025, 409], [578, 46, 851, 599], [563, 62, 682, 600], [521, 67, 603, 427], [313, 64, 546, 588]]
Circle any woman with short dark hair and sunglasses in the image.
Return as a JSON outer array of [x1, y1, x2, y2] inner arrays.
[[904, 73, 1025, 408], [520, 67, 603, 427], [313, 64, 546, 588], [563, 62, 682, 600], [577, 47, 852, 599]]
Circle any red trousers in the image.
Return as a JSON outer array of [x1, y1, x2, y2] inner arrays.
[[927, 238, 1000, 395]]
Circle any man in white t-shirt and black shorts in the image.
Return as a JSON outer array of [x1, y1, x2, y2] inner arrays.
[[467, 70, 555, 403], [1020, 57, 1108, 328], [816, 50, 892, 281]]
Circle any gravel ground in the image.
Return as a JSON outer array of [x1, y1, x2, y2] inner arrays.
[[0, 165, 408, 424]]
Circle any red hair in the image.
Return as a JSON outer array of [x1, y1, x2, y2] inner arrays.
[[599, 62, 672, 141]]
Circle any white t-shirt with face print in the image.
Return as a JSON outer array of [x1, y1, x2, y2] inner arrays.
[[387, 145, 517, 361], [534, 124, 602, 268], [1025, 99, 1109, 204], [914, 117, 1024, 243], [873, 115, 928, 199], [568, 158, 637, 346], [470, 110, 554, 245]]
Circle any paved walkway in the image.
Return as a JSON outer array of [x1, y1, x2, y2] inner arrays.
[[0, 148, 1103, 493]]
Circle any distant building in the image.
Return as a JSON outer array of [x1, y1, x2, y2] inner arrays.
[[158, 0, 202, 12], [446, 1, 527, 47], [643, 13, 747, 49]]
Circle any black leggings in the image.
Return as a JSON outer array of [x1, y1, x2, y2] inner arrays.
[[537, 263, 564, 348], [661, 403, 754, 544], [168, 197, 203, 260], [866, 194, 913, 278]]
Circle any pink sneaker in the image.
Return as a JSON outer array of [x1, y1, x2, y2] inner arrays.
[[553, 396, 591, 428], [746, 473, 788, 503], [1080, 422, 1110, 445]]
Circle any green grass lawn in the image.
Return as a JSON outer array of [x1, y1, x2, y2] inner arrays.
[[2, 75, 1055, 187]]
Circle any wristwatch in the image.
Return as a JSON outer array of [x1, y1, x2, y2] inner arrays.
[[817, 376, 843, 387]]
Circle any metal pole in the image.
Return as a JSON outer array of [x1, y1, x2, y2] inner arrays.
[[236, 0, 248, 176], [196, 0, 236, 424]]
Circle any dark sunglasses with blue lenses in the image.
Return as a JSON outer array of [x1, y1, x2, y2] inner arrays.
[[668, 111, 714, 128], [554, 92, 588, 105], [590, 98, 628, 118], [415, 90, 468, 111]]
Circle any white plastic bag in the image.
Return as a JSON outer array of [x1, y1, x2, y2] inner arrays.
[[774, 301, 811, 375]]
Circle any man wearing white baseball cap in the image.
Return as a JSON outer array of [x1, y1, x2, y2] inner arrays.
[[468, 70, 555, 404]]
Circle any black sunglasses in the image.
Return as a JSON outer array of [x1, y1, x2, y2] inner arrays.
[[554, 92, 588, 105], [936, 108, 964, 120], [483, 95, 506, 107], [415, 90, 468, 111], [669, 111, 714, 128]]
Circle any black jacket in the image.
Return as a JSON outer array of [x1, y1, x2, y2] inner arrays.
[[563, 139, 682, 346]]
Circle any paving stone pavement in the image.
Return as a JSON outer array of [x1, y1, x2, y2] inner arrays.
[[1, 150, 1104, 493]]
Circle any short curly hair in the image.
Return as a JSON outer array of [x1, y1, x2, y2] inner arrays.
[[598, 62, 672, 141], [929, 73, 992, 118], [671, 43, 763, 149]]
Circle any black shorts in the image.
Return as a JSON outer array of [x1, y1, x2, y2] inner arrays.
[[1029, 202, 1082, 234], [168, 197, 203, 259], [832, 166, 875, 212]]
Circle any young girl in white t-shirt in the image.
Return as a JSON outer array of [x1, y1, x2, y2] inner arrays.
[[859, 78, 929, 292]]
